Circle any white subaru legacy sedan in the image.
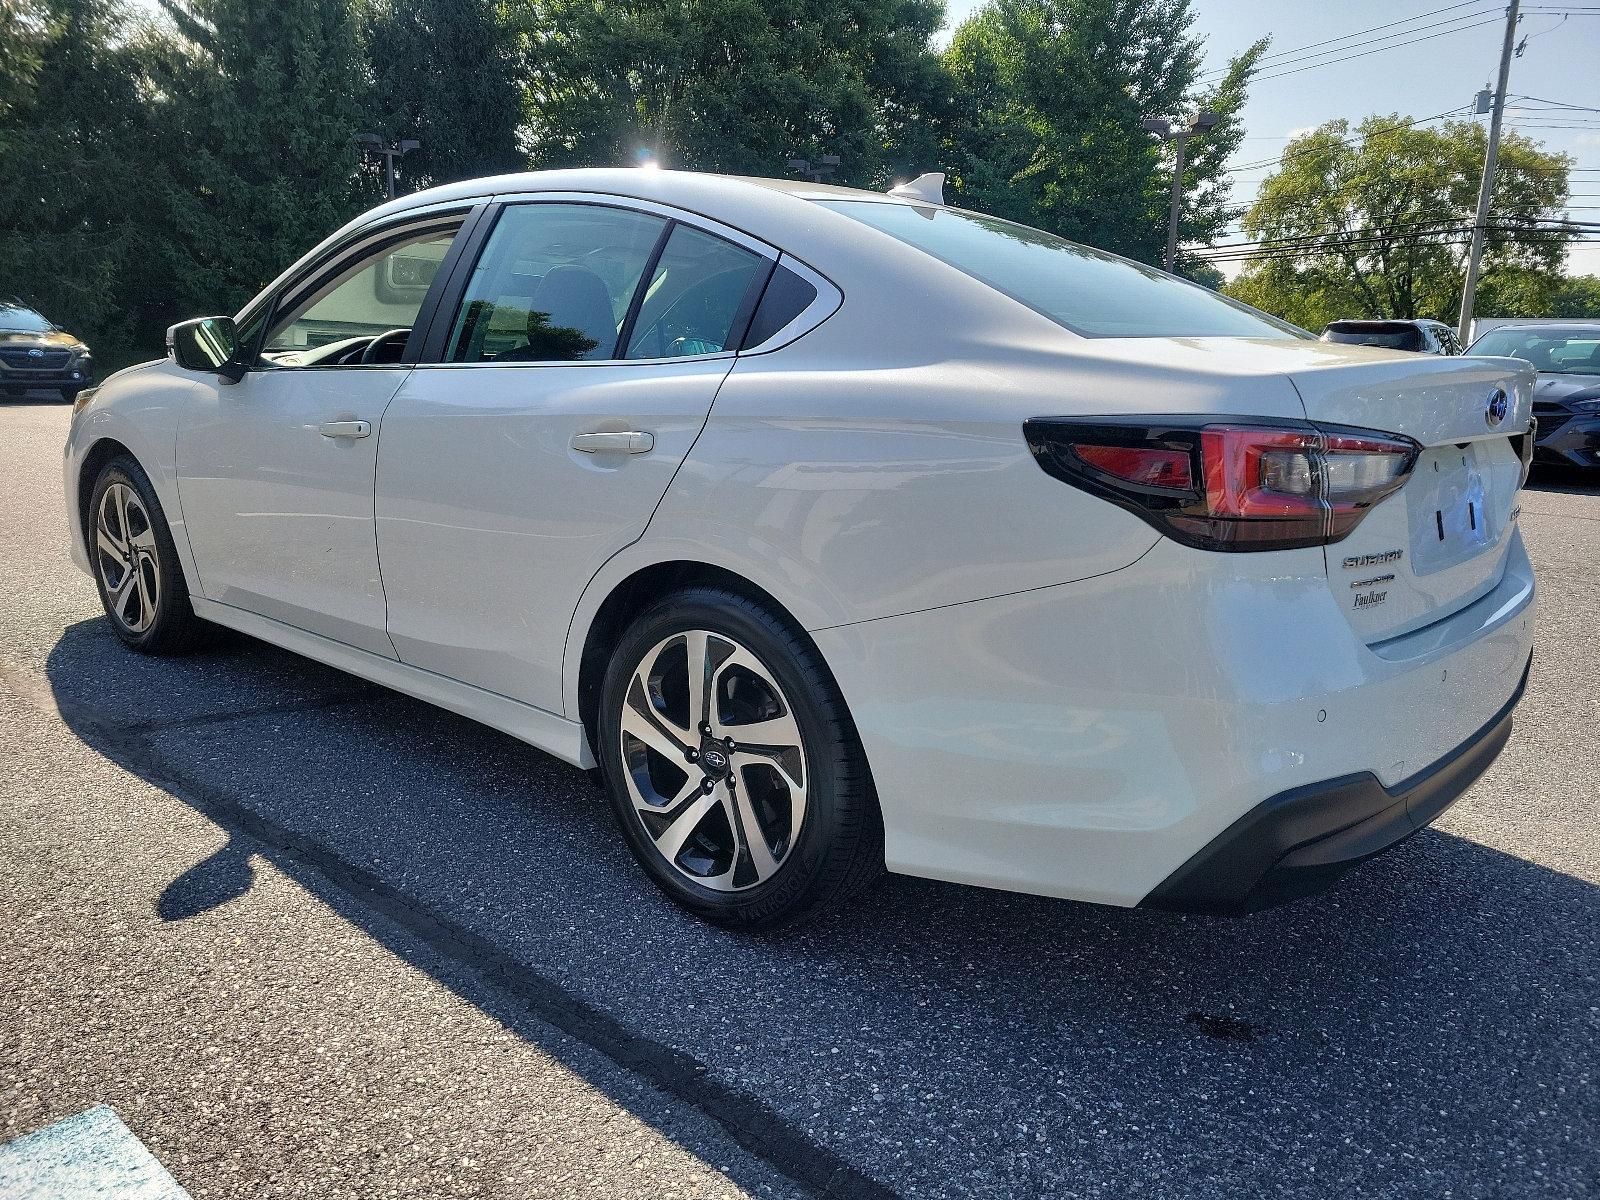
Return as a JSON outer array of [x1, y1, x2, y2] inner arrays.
[[64, 169, 1536, 928]]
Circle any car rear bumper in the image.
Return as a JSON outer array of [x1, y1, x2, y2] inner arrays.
[[1141, 651, 1529, 913], [813, 528, 1536, 909]]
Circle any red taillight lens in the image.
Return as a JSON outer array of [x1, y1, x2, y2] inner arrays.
[[1025, 417, 1419, 552], [1071, 444, 1194, 489]]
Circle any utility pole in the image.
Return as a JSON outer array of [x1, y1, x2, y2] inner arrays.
[[1144, 113, 1220, 272], [1458, 0, 1521, 341]]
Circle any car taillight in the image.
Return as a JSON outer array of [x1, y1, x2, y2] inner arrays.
[[1024, 417, 1420, 552]]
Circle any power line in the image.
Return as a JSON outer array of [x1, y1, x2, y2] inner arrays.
[[1195, 1, 1490, 80], [1228, 108, 1473, 174], [1196, 217, 1598, 261], [1199, 233, 1599, 266], [1512, 93, 1600, 113], [1224, 7, 1498, 81], [1252, 16, 1505, 84]]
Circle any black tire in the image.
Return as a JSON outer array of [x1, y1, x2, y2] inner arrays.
[[88, 456, 210, 654], [597, 587, 883, 931], [60, 387, 82, 405]]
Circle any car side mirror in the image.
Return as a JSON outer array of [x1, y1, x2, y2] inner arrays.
[[168, 316, 248, 383]]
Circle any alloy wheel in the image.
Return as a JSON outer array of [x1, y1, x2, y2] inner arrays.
[[619, 630, 809, 891], [95, 482, 160, 634]]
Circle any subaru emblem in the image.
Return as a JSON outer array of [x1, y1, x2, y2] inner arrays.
[[1485, 388, 1508, 427], [27, 347, 43, 358], [700, 748, 728, 772]]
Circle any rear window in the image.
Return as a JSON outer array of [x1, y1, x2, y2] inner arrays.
[[817, 201, 1303, 340], [1322, 325, 1424, 352]]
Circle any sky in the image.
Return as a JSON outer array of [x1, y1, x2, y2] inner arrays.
[[940, 0, 1600, 277]]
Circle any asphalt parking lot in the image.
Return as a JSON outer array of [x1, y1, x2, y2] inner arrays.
[[2, 399, 1596, 1198]]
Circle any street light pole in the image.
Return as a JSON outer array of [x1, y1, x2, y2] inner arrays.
[[1457, 0, 1521, 342], [1164, 134, 1190, 273], [787, 155, 841, 184], [355, 134, 422, 200], [1144, 112, 1219, 272]]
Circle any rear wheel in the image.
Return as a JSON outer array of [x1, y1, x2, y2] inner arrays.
[[597, 587, 882, 930], [89, 458, 209, 654]]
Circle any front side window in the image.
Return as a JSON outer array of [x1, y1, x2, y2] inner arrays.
[[447, 204, 667, 363], [624, 224, 764, 359], [819, 200, 1304, 340], [261, 227, 459, 368]]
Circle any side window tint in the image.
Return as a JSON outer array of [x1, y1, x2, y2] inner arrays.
[[261, 229, 458, 368], [624, 225, 764, 360], [447, 204, 666, 363], [742, 263, 819, 348]]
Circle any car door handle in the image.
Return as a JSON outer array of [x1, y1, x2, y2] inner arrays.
[[318, 420, 371, 439], [571, 431, 654, 454]]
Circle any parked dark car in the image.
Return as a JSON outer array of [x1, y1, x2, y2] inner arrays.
[[1466, 323, 1600, 472], [1321, 319, 1461, 355], [0, 299, 93, 402]]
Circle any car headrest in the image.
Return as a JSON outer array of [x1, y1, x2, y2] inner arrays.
[[527, 266, 616, 359]]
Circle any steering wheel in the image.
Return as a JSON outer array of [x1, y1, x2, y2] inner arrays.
[[360, 327, 413, 365]]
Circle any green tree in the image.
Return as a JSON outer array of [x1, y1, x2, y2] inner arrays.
[[517, 0, 951, 185], [0, 0, 162, 367], [1222, 117, 1570, 330], [0, 0, 53, 136], [151, 0, 369, 320], [942, 0, 1264, 262], [361, 0, 525, 189], [1547, 273, 1600, 318]]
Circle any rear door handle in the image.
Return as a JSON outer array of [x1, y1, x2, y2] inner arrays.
[[571, 431, 654, 454], [318, 420, 371, 439]]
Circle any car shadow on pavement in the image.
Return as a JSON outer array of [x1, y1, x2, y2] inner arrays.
[[43, 616, 1600, 1198]]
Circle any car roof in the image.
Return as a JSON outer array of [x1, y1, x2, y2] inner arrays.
[[371, 167, 905, 219]]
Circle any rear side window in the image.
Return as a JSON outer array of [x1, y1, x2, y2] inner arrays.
[[624, 224, 765, 359], [447, 203, 666, 362], [818, 200, 1303, 340], [742, 264, 818, 348]]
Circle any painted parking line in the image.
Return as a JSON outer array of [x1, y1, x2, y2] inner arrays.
[[0, 1106, 191, 1200]]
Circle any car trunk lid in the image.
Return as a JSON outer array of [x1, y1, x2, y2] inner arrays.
[[1286, 352, 1533, 644]]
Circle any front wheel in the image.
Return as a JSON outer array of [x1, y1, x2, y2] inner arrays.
[[88, 457, 209, 654], [597, 588, 882, 930]]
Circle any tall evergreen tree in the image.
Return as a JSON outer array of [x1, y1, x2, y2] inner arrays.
[[361, 0, 525, 189], [943, 0, 1262, 263], [0, 0, 162, 365], [517, 0, 951, 186], [151, 0, 368, 318], [1, 0, 52, 136]]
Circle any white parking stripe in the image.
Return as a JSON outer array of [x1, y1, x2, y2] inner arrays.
[[0, 1106, 192, 1200]]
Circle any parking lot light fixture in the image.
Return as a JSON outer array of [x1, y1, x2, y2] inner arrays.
[[1144, 111, 1220, 271], [355, 133, 422, 200]]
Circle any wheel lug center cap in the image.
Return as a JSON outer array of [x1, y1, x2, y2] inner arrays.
[[698, 744, 730, 777]]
